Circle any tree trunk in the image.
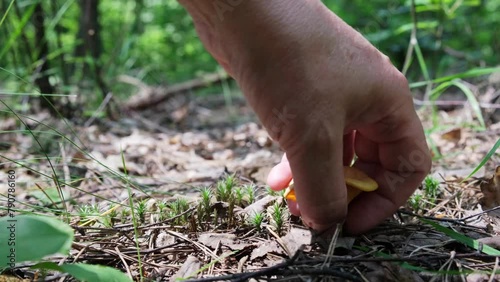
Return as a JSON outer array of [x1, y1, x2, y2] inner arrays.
[[74, 0, 110, 104], [32, 3, 56, 113]]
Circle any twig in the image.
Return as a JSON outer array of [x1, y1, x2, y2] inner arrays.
[[489, 256, 499, 282], [115, 246, 133, 280], [185, 250, 304, 282]]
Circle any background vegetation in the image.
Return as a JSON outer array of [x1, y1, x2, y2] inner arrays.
[[0, 0, 498, 116]]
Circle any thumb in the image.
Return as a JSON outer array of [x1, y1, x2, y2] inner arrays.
[[284, 122, 347, 231]]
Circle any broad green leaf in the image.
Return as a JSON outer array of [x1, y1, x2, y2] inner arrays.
[[421, 219, 500, 255], [29, 187, 70, 206], [34, 262, 133, 282], [0, 215, 74, 267]]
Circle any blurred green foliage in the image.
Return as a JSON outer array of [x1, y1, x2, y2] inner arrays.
[[323, 0, 499, 79], [0, 0, 498, 106]]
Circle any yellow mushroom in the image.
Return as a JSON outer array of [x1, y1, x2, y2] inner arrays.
[[283, 166, 378, 203]]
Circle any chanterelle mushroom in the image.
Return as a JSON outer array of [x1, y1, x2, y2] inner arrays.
[[283, 166, 378, 203]]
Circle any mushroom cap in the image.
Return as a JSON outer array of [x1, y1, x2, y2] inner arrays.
[[344, 166, 378, 192], [284, 166, 378, 202]]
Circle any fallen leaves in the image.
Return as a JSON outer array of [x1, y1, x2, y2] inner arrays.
[[480, 166, 500, 210]]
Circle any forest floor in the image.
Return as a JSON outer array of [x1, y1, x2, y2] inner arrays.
[[1, 76, 500, 281]]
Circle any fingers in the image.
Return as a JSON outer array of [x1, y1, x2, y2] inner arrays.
[[268, 132, 355, 192], [343, 131, 355, 166], [268, 131, 356, 222], [267, 158, 292, 191], [346, 98, 431, 234], [284, 121, 348, 231]]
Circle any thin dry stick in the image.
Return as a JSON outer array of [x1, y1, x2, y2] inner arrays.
[[115, 246, 133, 280], [488, 256, 500, 282], [354, 267, 370, 282], [266, 225, 292, 258], [59, 142, 71, 200], [165, 230, 219, 261], [72, 245, 89, 263], [322, 223, 343, 268]]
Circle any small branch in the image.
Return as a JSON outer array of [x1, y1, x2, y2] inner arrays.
[[123, 71, 230, 110]]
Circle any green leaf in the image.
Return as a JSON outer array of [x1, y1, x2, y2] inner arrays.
[[0, 215, 74, 267], [421, 218, 500, 255], [33, 262, 133, 282], [0, 3, 36, 60], [451, 80, 486, 129], [29, 187, 70, 206], [0, 0, 14, 28], [410, 67, 500, 89], [462, 137, 500, 181]]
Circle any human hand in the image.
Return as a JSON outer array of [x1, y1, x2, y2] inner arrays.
[[179, 0, 431, 234]]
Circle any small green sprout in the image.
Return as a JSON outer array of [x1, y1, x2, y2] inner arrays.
[[157, 200, 168, 221], [244, 184, 257, 204], [409, 194, 423, 212], [197, 186, 213, 223], [249, 212, 265, 232], [267, 186, 278, 196], [424, 176, 440, 201], [199, 187, 212, 212], [78, 204, 99, 221], [270, 202, 286, 235], [169, 198, 190, 224], [216, 174, 237, 202], [216, 180, 228, 202], [234, 187, 244, 206], [135, 200, 148, 223], [120, 208, 130, 223], [104, 204, 118, 227]]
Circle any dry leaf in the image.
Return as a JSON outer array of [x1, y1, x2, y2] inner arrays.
[[170, 255, 201, 282], [0, 275, 30, 282], [280, 227, 312, 256], [199, 233, 237, 249], [363, 261, 424, 282], [467, 273, 500, 282], [155, 232, 176, 248], [250, 240, 283, 260], [477, 236, 500, 249], [441, 128, 462, 142], [238, 195, 277, 218], [479, 166, 500, 210]]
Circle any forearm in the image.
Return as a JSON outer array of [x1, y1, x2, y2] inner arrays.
[[178, 0, 382, 136], [177, 0, 331, 78]]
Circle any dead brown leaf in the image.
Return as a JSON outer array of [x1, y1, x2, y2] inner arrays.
[[198, 233, 237, 249], [363, 261, 424, 282], [250, 240, 283, 260], [280, 227, 312, 256], [480, 166, 500, 209], [170, 255, 201, 282], [239, 195, 278, 218], [477, 236, 500, 249], [441, 128, 462, 143], [0, 275, 30, 282]]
